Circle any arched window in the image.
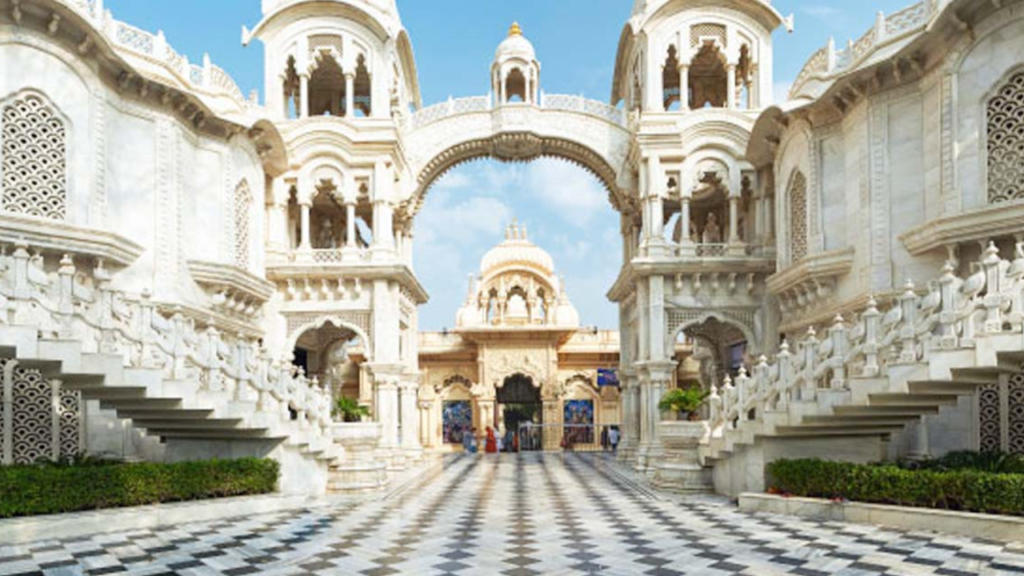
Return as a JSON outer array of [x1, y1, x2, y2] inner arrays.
[[234, 180, 253, 269], [505, 68, 527, 103], [987, 70, 1024, 204], [309, 53, 345, 116], [689, 41, 728, 109], [662, 45, 681, 111], [353, 55, 372, 117], [2, 94, 67, 221], [787, 171, 808, 263], [282, 56, 300, 119]]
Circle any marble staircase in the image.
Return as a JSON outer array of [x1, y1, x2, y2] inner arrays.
[[701, 242, 1024, 464]]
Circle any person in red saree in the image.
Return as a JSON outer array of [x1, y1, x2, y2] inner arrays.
[[485, 426, 497, 453]]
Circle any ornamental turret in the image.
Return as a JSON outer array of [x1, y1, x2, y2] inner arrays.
[[491, 22, 541, 105]]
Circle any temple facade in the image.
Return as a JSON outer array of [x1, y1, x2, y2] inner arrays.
[[2, 0, 1024, 497]]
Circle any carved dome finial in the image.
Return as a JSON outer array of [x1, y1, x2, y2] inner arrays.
[[509, 22, 523, 37]]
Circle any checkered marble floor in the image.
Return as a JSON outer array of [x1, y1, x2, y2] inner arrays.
[[3, 454, 1024, 575]]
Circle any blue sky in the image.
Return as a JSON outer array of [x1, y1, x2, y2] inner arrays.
[[106, 0, 920, 330]]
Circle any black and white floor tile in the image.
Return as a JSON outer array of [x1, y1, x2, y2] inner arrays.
[[2, 453, 1024, 575]]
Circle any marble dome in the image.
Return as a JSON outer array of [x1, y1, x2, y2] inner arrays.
[[494, 22, 536, 62], [479, 223, 554, 276]]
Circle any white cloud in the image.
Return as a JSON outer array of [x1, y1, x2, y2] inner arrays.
[[523, 159, 607, 228], [803, 5, 842, 20]]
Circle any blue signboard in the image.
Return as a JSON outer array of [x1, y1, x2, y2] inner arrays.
[[597, 368, 619, 387]]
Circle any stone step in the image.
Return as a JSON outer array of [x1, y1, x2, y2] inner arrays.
[[867, 393, 960, 407]]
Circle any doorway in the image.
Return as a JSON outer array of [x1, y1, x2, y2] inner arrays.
[[498, 373, 542, 450]]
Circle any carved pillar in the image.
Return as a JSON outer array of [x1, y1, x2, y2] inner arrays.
[[371, 161, 395, 259], [299, 201, 312, 250], [375, 378, 400, 450], [299, 73, 310, 118], [678, 64, 689, 110], [399, 382, 421, 456], [345, 201, 357, 248], [680, 197, 692, 244], [269, 177, 290, 251], [728, 195, 740, 243], [726, 64, 737, 109], [344, 72, 356, 117]]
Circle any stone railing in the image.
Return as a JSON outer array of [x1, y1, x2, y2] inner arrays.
[[54, 0, 257, 113], [708, 241, 1024, 436], [669, 242, 772, 259], [408, 93, 626, 131], [789, 0, 944, 100], [0, 242, 332, 434]]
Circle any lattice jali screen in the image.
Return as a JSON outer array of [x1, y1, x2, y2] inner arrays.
[[234, 180, 253, 270], [787, 171, 808, 264], [309, 34, 343, 58], [977, 365, 1024, 455], [987, 70, 1024, 204], [2, 359, 83, 465], [1, 94, 68, 220], [979, 382, 1002, 453], [690, 23, 726, 49]]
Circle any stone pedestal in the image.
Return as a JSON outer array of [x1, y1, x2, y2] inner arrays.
[[328, 422, 389, 493], [652, 421, 713, 493]]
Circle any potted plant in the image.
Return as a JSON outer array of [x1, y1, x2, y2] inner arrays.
[[658, 387, 709, 421], [333, 396, 370, 423]]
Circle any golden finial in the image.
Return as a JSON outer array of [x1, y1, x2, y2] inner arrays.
[[509, 22, 523, 37]]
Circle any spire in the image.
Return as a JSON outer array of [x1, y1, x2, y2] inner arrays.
[[509, 21, 523, 37]]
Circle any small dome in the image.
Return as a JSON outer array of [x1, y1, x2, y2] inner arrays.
[[495, 22, 536, 61], [480, 223, 553, 275]]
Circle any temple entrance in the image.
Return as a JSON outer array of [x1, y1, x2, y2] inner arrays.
[[497, 373, 543, 451]]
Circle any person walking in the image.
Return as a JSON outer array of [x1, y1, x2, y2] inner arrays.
[[463, 427, 479, 454], [609, 426, 620, 453], [600, 426, 610, 452]]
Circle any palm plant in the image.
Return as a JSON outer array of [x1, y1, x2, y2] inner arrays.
[[333, 396, 370, 423], [658, 387, 709, 420]]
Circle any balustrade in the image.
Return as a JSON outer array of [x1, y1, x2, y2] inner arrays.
[[0, 242, 333, 435], [706, 241, 1024, 442]]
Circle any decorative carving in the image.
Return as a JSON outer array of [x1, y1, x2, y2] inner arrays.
[[786, 171, 808, 263], [234, 180, 253, 270], [987, 70, 1024, 204], [2, 94, 67, 221]]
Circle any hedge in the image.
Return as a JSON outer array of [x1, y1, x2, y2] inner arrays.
[[0, 458, 279, 518], [767, 459, 1024, 517]]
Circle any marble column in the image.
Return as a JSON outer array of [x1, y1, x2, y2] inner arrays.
[[268, 178, 290, 251], [399, 382, 421, 459], [728, 196, 740, 243], [345, 72, 356, 117], [345, 201, 357, 248], [375, 379, 402, 469], [680, 197, 692, 244], [299, 201, 312, 250], [299, 74, 309, 118], [678, 64, 689, 110], [726, 64, 737, 109]]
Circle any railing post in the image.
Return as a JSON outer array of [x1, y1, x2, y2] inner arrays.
[[982, 242, 1005, 334], [937, 262, 958, 349], [735, 367, 749, 420], [57, 254, 75, 339], [777, 341, 792, 411], [707, 382, 721, 428], [235, 333, 251, 402], [899, 280, 920, 363], [862, 296, 881, 376], [722, 374, 735, 428], [1008, 242, 1024, 330], [139, 290, 158, 368], [755, 355, 768, 415], [169, 308, 188, 380], [829, 314, 848, 390], [803, 327, 818, 400], [94, 260, 116, 354]]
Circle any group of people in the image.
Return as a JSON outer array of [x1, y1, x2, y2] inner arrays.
[[459, 425, 622, 453], [460, 426, 518, 453]]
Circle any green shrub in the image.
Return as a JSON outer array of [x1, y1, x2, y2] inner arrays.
[[767, 459, 1024, 516], [0, 458, 279, 518]]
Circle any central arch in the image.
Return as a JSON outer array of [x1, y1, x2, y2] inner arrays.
[[401, 98, 635, 218]]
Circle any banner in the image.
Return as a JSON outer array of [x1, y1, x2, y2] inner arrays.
[[597, 368, 619, 387]]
